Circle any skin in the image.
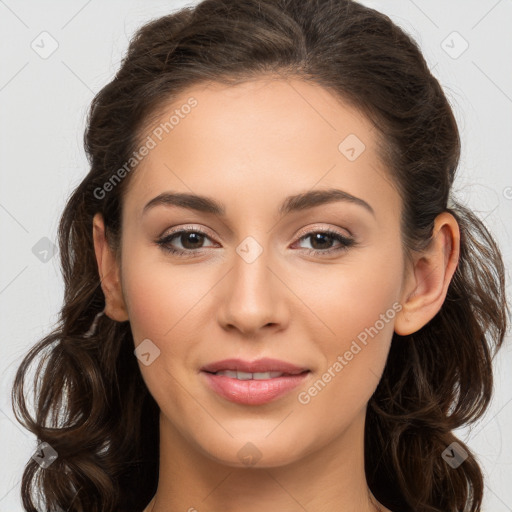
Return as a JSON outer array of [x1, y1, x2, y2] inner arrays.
[[92, 77, 460, 512]]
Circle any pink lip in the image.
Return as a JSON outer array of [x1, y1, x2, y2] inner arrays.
[[201, 372, 310, 405], [200, 357, 308, 374], [200, 358, 310, 405]]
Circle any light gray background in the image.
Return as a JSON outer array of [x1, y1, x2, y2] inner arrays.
[[1, 0, 511, 510]]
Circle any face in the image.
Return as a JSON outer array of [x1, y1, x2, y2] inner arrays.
[[116, 77, 408, 467]]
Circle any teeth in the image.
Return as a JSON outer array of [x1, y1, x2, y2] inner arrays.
[[215, 370, 285, 379], [253, 371, 285, 379], [217, 370, 238, 379]]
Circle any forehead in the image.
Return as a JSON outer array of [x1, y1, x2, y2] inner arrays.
[[123, 77, 400, 224]]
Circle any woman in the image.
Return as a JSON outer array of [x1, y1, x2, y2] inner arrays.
[[12, 0, 509, 511]]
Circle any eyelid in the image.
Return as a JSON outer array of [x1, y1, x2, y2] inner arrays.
[[159, 223, 353, 245], [294, 223, 353, 240], [160, 224, 215, 239]]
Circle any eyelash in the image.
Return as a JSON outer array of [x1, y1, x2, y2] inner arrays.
[[155, 226, 356, 258]]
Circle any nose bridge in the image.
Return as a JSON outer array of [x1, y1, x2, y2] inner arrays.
[[217, 234, 284, 333]]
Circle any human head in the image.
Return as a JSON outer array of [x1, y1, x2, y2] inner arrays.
[[12, 1, 508, 512]]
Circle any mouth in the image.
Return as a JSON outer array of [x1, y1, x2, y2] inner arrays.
[[200, 357, 309, 375], [203, 369, 309, 380], [200, 358, 311, 405]]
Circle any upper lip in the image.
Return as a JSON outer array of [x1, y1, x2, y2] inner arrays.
[[201, 358, 309, 375]]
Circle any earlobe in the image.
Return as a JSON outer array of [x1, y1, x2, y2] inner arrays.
[[394, 212, 460, 336], [92, 212, 129, 322]]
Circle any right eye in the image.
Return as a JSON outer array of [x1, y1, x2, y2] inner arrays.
[[156, 228, 217, 257]]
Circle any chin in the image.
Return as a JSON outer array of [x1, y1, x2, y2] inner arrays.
[[195, 433, 311, 469]]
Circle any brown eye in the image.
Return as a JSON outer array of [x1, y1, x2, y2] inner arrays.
[[156, 228, 216, 256], [156, 227, 356, 258], [176, 232, 206, 250], [295, 230, 356, 255]]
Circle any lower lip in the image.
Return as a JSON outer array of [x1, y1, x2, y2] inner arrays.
[[201, 371, 310, 405]]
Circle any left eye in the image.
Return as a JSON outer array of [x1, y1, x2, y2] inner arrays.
[[156, 228, 355, 257], [295, 230, 355, 253]]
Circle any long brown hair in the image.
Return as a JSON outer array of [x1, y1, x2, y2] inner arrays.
[[11, 1, 509, 511]]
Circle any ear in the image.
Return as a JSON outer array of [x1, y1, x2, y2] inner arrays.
[[394, 212, 460, 336], [92, 212, 129, 322]]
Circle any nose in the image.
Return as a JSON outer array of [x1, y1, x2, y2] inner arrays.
[[216, 247, 288, 337]]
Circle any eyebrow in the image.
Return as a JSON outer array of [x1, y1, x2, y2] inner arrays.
[[142, 188, 375, 218]]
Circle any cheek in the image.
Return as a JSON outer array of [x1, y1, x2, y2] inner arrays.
[[297, 242, 402, 403], [120, 252, 202, 413], [120, 247, 215, 391], [301, 244, 403, 347], [120, 243, 203, 341], [346, 236, 404, 330], [296, 292, 398, 434]]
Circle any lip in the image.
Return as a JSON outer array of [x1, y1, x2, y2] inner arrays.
[[201, 371, 310, 405], [200, 358, 310, 405], [200, 357, 309, 375]]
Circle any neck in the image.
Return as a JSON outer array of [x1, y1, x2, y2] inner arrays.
[[144, 409, 387, 512]]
